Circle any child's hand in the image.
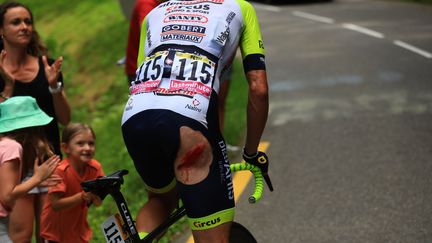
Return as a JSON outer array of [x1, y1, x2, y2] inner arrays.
[[81, 192, 93, 204], [90, 193, 102, 207], [39, 174, 62, 187], [34, 155, 60, 183]]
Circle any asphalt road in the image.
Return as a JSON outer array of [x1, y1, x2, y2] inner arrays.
[[233, 0, 432, 242], [174, 0, 432, 242]]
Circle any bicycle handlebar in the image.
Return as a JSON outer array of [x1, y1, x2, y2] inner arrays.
[[230, 162, 266, 204]]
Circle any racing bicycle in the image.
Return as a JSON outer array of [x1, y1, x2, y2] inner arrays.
[[81, 162, 273, 243]]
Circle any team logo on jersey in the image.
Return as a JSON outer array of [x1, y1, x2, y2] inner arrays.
[[218, 141, 234, 200], [215, 27, 230, 45], [165, 4, 211, 15], [146, 29, 153, 48], [184, 0, 223, 4], [153, 88, 195, 98], [214, 12, 235, 46], [164, 14, 208, 24], [159, 0, 223, 8], [162, 24, 206, 34], [192, 217, 221, 228], [226, 12, 236, 24], [185, 98, 202, 113], [161, 24, 206, 43], [125, 98, 134, 111], [192, 99, 200, 106], [129, 80, 161, 95], [170, 80, 211, 98], [161, 33, 203, 43], [259, 40, 265, 49]]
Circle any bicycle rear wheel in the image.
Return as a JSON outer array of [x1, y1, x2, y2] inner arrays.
[[229, 222, 257, 243]]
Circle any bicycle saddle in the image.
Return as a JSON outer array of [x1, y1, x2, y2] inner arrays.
[[81, 169, 129, 200]]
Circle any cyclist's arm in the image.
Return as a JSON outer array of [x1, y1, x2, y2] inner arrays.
[[238, 1, 269, 155], [244, 70, 268, 155]]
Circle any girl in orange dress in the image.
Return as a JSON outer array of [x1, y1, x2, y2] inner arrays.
[[40, 123, 104, 243]]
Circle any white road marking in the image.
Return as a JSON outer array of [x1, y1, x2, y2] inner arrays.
[[252, 3, 281, 12], [393, 40, 432, 59], [292, 11, 334, 24], [341, 23, 384, 39], [291, 11, 431, 59], [263, 5, 281, 12]]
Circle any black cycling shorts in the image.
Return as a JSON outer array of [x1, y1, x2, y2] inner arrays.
[[121, 109, 235, 228]]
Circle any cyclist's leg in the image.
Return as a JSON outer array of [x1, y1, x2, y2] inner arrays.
[[135, 188, 178, 235], [175, 126, 212, 185], [192, 223, 231, 243], [122, 110, 181, 237], [175, 126, 234, 243]]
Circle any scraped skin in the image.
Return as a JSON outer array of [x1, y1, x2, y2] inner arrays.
[[175, 126, 212, 185]]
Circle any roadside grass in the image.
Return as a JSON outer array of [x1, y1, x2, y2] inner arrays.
[[20, 1, 247, 242]]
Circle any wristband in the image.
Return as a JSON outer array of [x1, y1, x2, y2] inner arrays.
[[242, 147, 258, 159], [48, 82, 63, 94]]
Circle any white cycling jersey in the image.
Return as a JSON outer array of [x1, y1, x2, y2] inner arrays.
[[122, 0, 265, 127]]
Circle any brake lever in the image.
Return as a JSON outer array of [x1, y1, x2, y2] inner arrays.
[[247, 155, 274, 192], [262, 173, 274, 191]]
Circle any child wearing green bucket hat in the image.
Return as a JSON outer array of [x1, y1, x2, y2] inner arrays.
[[0, 96, 60, 242]]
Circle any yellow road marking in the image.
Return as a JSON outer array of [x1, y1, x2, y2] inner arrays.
[[185, 141, 270, 243]]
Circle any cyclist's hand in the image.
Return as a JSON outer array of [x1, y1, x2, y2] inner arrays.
[[242, 150, 269, 173], [242, 150, 273, 191]]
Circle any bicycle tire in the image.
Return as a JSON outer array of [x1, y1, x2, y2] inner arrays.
[[229, 222, 257, 243]]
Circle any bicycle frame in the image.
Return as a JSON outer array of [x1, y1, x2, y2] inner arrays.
[[107, 183, 186, 242], [82, 162, 270, 243]]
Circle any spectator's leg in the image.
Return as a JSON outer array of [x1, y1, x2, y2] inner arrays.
[[9, 194, 35, 243]]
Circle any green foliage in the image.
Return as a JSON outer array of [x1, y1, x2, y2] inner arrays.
[[18, 1, 247, 242], [223, 60, 248, 146]]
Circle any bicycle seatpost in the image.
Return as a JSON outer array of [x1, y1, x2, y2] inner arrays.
[[108, 190, 139, 242], [82, 171, 141, 242]]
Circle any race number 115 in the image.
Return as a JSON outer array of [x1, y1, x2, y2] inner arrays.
[[101, 214, 127, 243]]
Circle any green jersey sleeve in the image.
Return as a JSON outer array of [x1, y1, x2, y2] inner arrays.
[[237, 0, 265, 58], [237, 0, 266, 71], [137, 17, 148, 68]]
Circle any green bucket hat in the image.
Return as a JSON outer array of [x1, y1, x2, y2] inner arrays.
[[0, 96, 53, 133]]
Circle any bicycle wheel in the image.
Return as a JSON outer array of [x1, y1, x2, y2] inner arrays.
[[229, 222, 257, 243]]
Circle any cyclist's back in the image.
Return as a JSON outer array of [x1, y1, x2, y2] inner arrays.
[[121, 0, 269, 242], [122, 0, 265, 126]]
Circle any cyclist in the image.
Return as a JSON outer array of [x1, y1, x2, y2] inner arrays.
[[121, 0, 269, 242]]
